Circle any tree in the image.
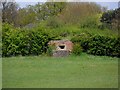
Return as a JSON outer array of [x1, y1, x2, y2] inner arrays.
[[2, 0, 18, 25], [58, 2, 102, 25], [100, 8, 120, 30], [14, 2, 66, 27], [15, 5, 37, 27], [35, 2, 66, 21]]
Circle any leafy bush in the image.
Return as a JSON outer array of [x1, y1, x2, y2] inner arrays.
[[2, 23, 51, 57], [87, 35, 120, 57], [46, 44, 56, 56], [72, 43, 83, 55], [71, 32, 91, 52], [71, 33, 120, 57]]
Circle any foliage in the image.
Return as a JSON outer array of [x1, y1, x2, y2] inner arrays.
[[2, 2, 119, 58], [72, 43, 83, 55], [33, 2, 66, 21], [2, 23, 51, 57], [2, 1, 66, 27], [71, 32, 91, 52], [59, 2, 102, 25], [87, 35, 120, 57], [2, 1, 18, 25], [100, 8, 120, 30], [46, 46, 53, 56], [71, 33, 120, 57], [16, 7, 37, 27], [46, 16, 63, 28], [80, 14, 102, 28]]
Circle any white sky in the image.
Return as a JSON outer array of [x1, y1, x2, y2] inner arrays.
[[15, 0, 119, 10], [15, 0, 119, 2], [0, 0, 119, 10]]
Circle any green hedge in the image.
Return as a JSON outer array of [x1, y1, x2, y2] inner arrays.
[[71, 33, 120, 57], [2, 24, 51, 57]]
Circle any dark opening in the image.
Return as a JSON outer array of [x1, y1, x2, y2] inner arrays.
[[59, 45, 65, 49]]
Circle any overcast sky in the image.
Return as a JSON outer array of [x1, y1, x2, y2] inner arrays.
[[16, 0, 119, 10]]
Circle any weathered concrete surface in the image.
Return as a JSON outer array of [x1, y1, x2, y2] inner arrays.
[[53, 50, 70, 57]]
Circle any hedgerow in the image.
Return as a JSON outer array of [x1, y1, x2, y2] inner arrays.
[[2, 23, 51, 57], [71, 33, 120, 57]]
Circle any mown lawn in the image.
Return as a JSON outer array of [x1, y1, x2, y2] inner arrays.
[[2, 53, 118, 88]]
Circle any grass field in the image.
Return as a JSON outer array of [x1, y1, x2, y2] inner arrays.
[[2, 53, 118, 88]]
